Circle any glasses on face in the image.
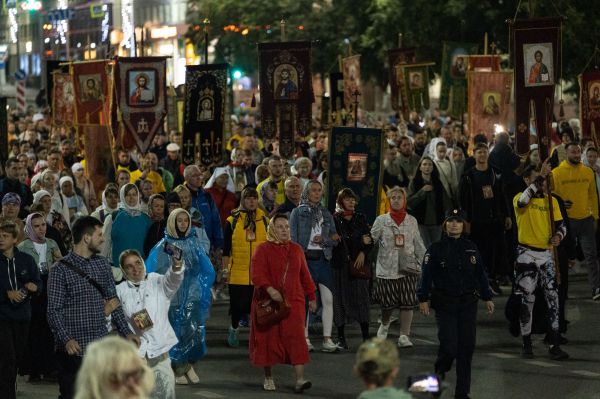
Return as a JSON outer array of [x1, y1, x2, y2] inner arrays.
[[109, 367, 145, 386]]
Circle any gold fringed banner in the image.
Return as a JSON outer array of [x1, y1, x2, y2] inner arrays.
[[468, 71, 513, 141]]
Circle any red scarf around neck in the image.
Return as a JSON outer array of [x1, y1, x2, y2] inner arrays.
[[389, 193, 407, 226]]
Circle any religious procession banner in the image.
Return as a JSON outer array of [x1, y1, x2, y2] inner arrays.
[[388, 47, 417, 120], [330, 72, 345, 113], [71, 60, 111, 126], [113, 56, 168, 154], [45, 60, 63, 109], [342, 55, 361, 116], [258, 41, 312, 159], [327, 127, 383, 224], [468, 55, 501, 72], [468, 71, 513, 140], [511, 17, 562, 158], [580, 70, 600, 147], [440, 41, 479, 118], [183, 63, 228, 166], [399, 63, 434, 115], [51, 72, 75, 128]]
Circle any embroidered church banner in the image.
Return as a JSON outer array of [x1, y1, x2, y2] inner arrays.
[[258, 41, 312, 159], [388, 47, 417, 120], [440, 41, 479, 118], [114, 56, 168, 154], [342, 55, 361, 116], [71, 60, 111, 126], [400, 63, 434, 115], [45, 60, 64, 109], [52, 72, 75, 128], [580, 70, 600, 147], [511, 17, 561, 158], [327, 127, 383, 224], [183, 63, 228, 166], [468, 71, 513, 141]]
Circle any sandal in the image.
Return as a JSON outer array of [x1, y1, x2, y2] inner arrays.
[[263, 377, 276, 391]]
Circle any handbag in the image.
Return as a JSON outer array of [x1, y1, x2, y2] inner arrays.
[[255, 260, 292, 327], [397, 251, 422, 276]]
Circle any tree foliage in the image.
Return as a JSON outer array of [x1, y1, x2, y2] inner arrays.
[[186, 0, 600, 90]]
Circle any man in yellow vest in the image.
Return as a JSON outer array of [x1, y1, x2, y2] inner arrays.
[[257, 155, 286, 206], [222, 187, 269, 347]]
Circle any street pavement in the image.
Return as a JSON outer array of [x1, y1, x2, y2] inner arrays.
[[17, 273, 600, 399]]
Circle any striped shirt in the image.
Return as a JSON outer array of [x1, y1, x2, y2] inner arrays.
[[47, 251, 133, 354]]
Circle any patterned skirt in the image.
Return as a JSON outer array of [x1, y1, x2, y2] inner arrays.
[[372, 275, 419, 310]]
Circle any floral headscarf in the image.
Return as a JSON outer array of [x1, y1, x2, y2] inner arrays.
[[267, 215, 289, 244], [299, 180, 324, 228], [25, 212, 46, 244]]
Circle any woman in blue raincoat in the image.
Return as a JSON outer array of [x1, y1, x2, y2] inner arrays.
[[146, 208, 215, 385]]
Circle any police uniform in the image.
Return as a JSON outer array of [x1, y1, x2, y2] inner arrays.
[[417, 209, 493, 399]]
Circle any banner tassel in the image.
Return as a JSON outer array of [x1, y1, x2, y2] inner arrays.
[[559, 99, 565, 118], [251, 91, 256, 107]]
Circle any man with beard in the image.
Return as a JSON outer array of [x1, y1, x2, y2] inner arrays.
[[47, 217, 139, 399], [552, 143, 600, 300]]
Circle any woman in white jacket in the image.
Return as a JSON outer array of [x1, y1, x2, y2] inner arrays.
[[371, 187, 426, 348], [116, 249, 184, 399]]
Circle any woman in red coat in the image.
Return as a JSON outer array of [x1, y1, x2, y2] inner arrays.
[[250, 213, 317, 393]]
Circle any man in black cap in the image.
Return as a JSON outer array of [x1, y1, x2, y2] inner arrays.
[[417, 209, 494, 399]]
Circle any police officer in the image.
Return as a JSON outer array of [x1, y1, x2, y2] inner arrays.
[[417, 209, 494, 399]]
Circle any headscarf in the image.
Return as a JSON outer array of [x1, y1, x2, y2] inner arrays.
[[299, 180, 324, 228], [30, 173, 42, 189], [59, 176, 74, 190], [387, 187, 407, 226], [230, 148, 243, 167], [166, 208, 192, 238], [1, 192, 21, 206], [25, 212, 46, 244], [335, 188, 357, 218], [119, 183, 142, 217], [40, 169, 56, 193], [34, 160, 48, 174], [428, 137, 447, 161], [260, 180, 277, 214], [99, 186, 119, 214], [33, 190, 51, 206], [266, 215, 289, 244], [71, 162, 84, 175], [204, 166, 235, 193], [231, 187, 258, 232]]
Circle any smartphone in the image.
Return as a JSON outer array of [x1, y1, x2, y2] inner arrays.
[[164, 242, 183, 261], [407, 373, 441, 394]]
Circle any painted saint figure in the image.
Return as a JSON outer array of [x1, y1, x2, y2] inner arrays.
[[483, 95, 500, 116], [528, 50, 550, 85], [82, 78, 101, 101], [198, 98, 214, 121], [130, 73, 155, 104], [591, 87, 600, 107], [275, 67, 298, 100]]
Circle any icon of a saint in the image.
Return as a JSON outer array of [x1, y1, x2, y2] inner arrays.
[[275, 67, 298, 100], [451, 56, 466, 78], [528, 50, 550, 84], [198, 98, 213, 121], [82, 78, 101, 101], [591, 87, 600, 107], [483, 95, 500, 116], [130, 73, 155, 104]]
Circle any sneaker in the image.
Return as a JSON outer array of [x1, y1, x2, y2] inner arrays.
[[397, 335, 413, 348], [175, 375, 189, 385], [263, 377, 276, 391], [549, 345, 569, 360], [186, 367, 200, 384], [336, 337, 349, 350], [593, 288, 600, 301], [239, 314, 250, 327], [489, 280, 503, 296], [294, 379, 312, 393], [321, 338, 339, 353], [306, 338, 314, 352], [543, 333, 568, 346], [377, 323, 390, 339], [227, 326, 239, 347]]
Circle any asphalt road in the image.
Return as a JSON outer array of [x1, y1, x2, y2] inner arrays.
[[17, 273, 600, 399]]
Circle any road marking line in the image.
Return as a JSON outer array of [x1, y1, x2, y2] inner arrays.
[[193, 391, 225, 398], [570, 370, 600, 377], [413, 338, 437, 345], [487, 352, 518, 359], [524, 360, 560, 368]]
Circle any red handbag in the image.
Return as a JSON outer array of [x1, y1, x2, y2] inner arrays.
[[255, 260, 291, 327]]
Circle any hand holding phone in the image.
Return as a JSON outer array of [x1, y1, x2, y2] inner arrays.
[[164, 242, 183, 261]]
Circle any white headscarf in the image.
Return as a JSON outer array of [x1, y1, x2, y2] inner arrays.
[[33, 189, 51, 206], [119, 183, 142, 216], [204, 166, 235, 193], [429, 137, 447, 161]]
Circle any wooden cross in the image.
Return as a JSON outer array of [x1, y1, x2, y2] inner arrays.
[[490, 41, 497, 54]]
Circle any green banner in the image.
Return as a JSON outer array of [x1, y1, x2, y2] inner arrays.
[[440, 41, 478, 118]]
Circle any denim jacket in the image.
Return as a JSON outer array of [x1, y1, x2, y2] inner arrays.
[[290, 205, 338, 260]]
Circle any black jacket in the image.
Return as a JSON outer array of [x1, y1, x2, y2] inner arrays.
[[331, 212, 373, 269], [417, 235, 493, 303], [0, 248, 42, 321], [459, 166, 509, 223], [0, 177, 34, 218]]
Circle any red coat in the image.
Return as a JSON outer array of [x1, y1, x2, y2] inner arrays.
[[249, 241, 316, 367], [206, 186, 238, 229]]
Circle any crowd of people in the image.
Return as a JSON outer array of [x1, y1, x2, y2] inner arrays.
[[0, 107, 596, 399]]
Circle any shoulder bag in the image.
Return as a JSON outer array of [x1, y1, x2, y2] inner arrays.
[[60, 259, 107, 297], [255, 257, 292, 327]]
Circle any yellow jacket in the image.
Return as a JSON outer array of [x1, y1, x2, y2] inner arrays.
[[226, 208, 269, 285], [129, 169, 166, 194], [552, 160, 599, 220]]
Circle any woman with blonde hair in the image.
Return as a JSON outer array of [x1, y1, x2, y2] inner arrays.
[[74, 336, 154, 399], [371, 187, 426, 348], [354, 338, 412, 399]]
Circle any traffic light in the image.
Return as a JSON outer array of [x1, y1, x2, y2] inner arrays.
[[232, 69, 242, 79]]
